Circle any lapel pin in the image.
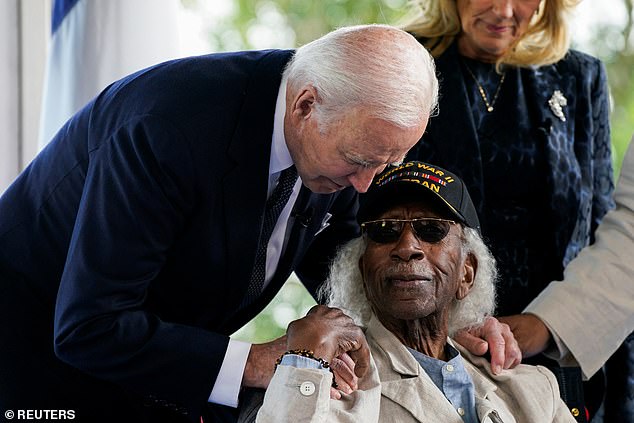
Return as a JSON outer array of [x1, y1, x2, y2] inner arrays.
[[548, 90, 567, 122]]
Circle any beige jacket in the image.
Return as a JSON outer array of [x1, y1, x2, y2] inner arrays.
[[526, 136, 634, 380], [256, 315, 575, 423]]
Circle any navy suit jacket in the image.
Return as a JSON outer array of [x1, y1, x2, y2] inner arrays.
[[0, 50, 358, 419]]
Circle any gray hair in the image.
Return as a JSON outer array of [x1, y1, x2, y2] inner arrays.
[[283, 24, 439, 130], [318, 227, 497, 336]]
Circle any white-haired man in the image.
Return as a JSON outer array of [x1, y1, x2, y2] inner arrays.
[[250, 162, 574, 422], [0, 25, 438, 423], [0, 24, 522, 422]]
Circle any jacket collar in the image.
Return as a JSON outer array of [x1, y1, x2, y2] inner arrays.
[[368, 314, 506, 422], [367, 315, 493, 422]]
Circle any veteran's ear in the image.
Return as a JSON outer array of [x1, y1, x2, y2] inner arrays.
[[457, 252, 476, 300]]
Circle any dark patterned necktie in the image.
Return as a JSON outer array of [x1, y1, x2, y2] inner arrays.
[[242, 165, 298, 307]]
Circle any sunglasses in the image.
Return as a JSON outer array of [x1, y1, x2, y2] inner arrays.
[[361, 218, 457, 244]]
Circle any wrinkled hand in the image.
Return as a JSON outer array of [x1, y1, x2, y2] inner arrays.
[[329, 353, 358, 399], [242, 335, 287, 389], [498, 313, 551, 358], [287, 305, 370, 380], [454, 316, 522, 374]]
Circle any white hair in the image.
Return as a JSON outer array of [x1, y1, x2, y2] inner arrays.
[[318, 227, 497, 336], [283, 24, 439, 129]]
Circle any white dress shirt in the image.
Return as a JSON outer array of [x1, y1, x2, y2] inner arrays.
[[208, 77, 302, 406]]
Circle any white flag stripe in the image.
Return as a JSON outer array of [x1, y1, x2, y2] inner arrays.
[[38, 0, 181, 149]]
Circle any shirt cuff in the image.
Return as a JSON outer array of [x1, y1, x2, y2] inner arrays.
[[280, 354, 330, 371], [531, 313, 575, 364], [208, 339, 252, 407], [523, 307, 582, 371]]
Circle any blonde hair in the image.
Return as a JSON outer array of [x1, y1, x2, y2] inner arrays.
[[402, 0, 580, 68]]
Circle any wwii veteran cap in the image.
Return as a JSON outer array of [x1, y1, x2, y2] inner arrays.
[[358, 161, 481, 233]]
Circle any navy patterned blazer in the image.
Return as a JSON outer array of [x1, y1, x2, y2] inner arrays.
[[411, 41, 614, 293], [0, 50, 359, 421]]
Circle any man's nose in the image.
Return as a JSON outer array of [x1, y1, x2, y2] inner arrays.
[[348, 165, 386, 193], [492, 0, 513, 18], [390, 224, 424, 261]]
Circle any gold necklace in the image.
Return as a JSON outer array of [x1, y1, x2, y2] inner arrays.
[[463, 64, 506, 113]]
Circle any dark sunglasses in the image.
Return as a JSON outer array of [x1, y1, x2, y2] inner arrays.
[[361, 218, 457, 244]]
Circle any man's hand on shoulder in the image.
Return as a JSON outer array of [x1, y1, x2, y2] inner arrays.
[[454, 316, 522, 374]]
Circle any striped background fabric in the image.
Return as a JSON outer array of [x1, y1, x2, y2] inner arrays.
[[38, 0, 182, 149]]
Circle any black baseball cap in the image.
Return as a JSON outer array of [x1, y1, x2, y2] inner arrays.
[[358, 161, 480, 233]]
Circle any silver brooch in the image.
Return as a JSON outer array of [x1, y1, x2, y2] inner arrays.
[[548, 90, 567, 122]]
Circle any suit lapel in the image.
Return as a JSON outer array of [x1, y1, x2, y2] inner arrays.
[[521, 61, 572, 139], [465, 364, 504, 421], [380, 378, 466, 422], [254, 185, 343, 307], [453, 341, 519, 423], [368, 317, 466, 423], [247, 186, 318, 310], [274, 186, 314, 277], [220, 50, 294, 327]]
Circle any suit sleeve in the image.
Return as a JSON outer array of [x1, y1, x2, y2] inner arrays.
[[53, 115, 224, 418], [525, 138, 634, 379]]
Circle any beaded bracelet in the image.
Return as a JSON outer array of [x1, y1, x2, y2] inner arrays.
[[275, 349, 338, 389]]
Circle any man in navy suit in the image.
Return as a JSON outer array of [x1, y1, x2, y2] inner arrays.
[[0, 25, 439, 422]]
